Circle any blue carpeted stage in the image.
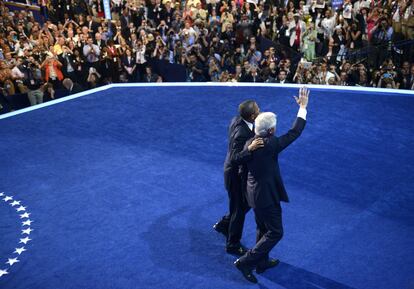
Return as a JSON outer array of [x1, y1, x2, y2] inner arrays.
[[0, 84, 413, 289]]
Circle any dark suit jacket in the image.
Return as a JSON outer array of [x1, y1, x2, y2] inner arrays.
[[275, 79, 289, 84], [87, 20, 99, 34], [95, 40, 106, 50], [242, 117, 306, 208], [59, 53, 77, 75], [243, 74, 264, 83], [70, 83, 84, 94], [120, 15, 131, 29], [121, 56, 136, 68], [223, 116, 255, 191], [143, 73, 160, 82]]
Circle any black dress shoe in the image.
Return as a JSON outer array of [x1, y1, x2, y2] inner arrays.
[[256, 258, 280, 274], [213, 222, 228, 237], [234, 259, 258, 283], [226, 244, 248, 256]]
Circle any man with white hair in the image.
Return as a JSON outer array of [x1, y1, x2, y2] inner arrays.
[[234, 87, 310, 283], [62, 78, 84, 95]]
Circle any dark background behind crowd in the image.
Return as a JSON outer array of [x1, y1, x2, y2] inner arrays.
[[0, 0, 413, 111]]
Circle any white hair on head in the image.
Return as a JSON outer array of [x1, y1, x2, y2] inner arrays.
[[255, 112, 277, 137]]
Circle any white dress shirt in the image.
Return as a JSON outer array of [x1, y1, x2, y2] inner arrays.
[[243, 119, 254, 131], [244, 107, 307, 135], [297, 107, 307, 120]]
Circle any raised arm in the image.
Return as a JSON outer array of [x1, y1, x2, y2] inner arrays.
[[276, 87, 309, 153]]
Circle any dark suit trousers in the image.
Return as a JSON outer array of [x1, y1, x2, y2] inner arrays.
[[219, 172, 250, 247], [228, 176, 250, 246], [239, 204, 283, 267]]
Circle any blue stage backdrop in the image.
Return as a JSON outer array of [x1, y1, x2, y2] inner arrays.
[[0, 84, 413, 289]]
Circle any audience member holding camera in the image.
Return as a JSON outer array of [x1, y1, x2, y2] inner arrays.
[[0, 0, 413, 111]]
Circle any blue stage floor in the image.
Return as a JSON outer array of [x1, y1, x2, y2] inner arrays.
[[0, 84, 413, 289]]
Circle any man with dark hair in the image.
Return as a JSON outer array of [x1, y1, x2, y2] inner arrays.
[[60, 46, 78, 82], [86, 15, 99, 35], [27, 82, 54, 106], [213, 100, 264, 255], [371, 18, 393, 68], [234, 87, 310, 283], [276, 70, 289, 84], [142, 66, 162, 82], [187, 54, 205, 82], [233, 64, 245, 82]]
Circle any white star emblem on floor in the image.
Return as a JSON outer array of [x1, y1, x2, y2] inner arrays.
[[22, 219, 33, 226], [19, 237, 31, 245], [0, 269, 8, 277], [3, 196, 13, 202], [22, 228, 33, 235], [20, 212, 30, 219], [14, 247, 26, 255], [1, 192, 34, 278], [6, 258, 19, 266], [10, 200, 21, 207], [16, 206, 26, 212]]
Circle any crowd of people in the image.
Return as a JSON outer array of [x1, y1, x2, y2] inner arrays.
[[0, 0, 413, 107]]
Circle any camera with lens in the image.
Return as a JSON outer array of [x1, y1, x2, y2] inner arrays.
[[138, 7, 145, 16], [382, 72, 392, 78]]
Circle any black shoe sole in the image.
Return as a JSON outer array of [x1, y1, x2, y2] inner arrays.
[[213, 224, 228, 237], [234, 261, 258, 283], [226, 247, 247, 256], [256, 259, 280, 274]]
